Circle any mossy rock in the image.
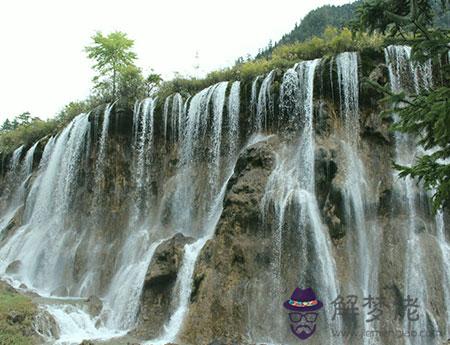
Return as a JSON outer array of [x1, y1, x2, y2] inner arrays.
[[0, 282, 39, 345]]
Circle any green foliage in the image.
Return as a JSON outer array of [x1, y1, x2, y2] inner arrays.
[[0, 283, 37, 345], [0, 99, 100, 155], [85, 31, 138, 100], [0, 116, 54, 154], [391, 87, 450, 210], [357, 0, 450, 211], [157, 28, 384, 97], [117, 65, 146, 108], [145, 71, 163, 96], [257, 1, 362, 58]]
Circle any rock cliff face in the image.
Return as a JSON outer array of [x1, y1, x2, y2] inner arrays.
[[0, 48, 448, 345]]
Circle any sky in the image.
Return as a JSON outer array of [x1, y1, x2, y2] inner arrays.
[[0, 0, 351, 122]]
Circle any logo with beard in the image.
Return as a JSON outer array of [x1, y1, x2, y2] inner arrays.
[[283, 287, 323, 340]]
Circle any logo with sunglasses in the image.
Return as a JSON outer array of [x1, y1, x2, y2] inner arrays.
[[283, 287, 323, 340]]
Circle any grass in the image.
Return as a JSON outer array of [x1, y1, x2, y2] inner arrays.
[[0, 282, 37, 345]]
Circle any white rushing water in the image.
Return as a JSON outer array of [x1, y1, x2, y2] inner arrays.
[[172, 93, 184, 144], [336, 52, 372, 292], [0, 143, 37, 234], [336, 51, 380, 345], [261, 59, 342, 345], [144, 237, 209, 345], [133, 98, 156, 224], [385, 45, 442, 345], [104, 238, 164, 330], [227, 81, 241, 165], [0, 113, 91, 293], [255, 70, 275, 132], [94, 103, 114, 192], [251, 75, 261, 122], [144, 80, 243, 344], [436, 211, 450, 339], [0, 48, 447, 345], [0, 113, 119, 343]]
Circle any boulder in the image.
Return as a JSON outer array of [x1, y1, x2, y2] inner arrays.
[[134, 232, 194, 338], [5, 260, 22, 274], [86, 295, 102, 317]]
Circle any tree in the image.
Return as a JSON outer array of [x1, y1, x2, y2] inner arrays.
[[85, 31, 137, 100], [118, 65, 147, 101], [145, 71, 162, 96], [356, 0, 450, 211], [0, 119, 13, 132], [16, 112, 32, 126]]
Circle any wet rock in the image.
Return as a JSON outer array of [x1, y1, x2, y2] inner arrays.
[[134, 232, 194, 338], [0, 205, 23, 241], [362, 111, 391, 144], [314, 145, 346, 239], [33, 308, 60, 338], [144, 233, 194, 287], [86, 295, 103, 317], [5, 259, 22, 274], [179, 139, 276, 345]]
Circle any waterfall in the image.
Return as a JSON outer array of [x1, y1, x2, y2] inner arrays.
[[255, 70, 275, 132], [209, 81, 228, 192], [436, 211, 450, 339], [0, 144, 36, 234], [385, 45, 439, 345], [260, 59, 341, 344], [162, 93, 184, 145], [336, 51, 380, 345], [10, 145, 24, 171], [336, 52, 371, 291], [279, 67, 300, 129], [0, 114, 90, 292], [170, 83, 219, 235], [132, 98, 156, 224], [94, 103, 114, 190], [227, 81, 241, 164], [163, 95, 171, 141], [144, 237, 209, 345], [0, 114, 127, 343], [250, 76, 261, 121], [0, 47, 447, 345], [171, 93, 183, 144], [145, 81, 244, 344], [104, 238, 164, 330]]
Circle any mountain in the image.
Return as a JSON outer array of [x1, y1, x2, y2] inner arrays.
[[257, 0, 449, 58], [257, 1, 362, 58]]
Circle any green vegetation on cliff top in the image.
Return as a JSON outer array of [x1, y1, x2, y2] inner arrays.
[[0, 26, 384, 155]]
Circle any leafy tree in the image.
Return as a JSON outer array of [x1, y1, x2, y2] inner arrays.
[[0, 119, 13, 132], [17, 112, 32, 126], [85, 31, 137, 100], [356, 0, 450, 211], [56, 101, 91, 126], [145, 71, 163, 96], [117, 65, 148, 105]]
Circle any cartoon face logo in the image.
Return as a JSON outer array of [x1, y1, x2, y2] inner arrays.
[[283, 287, 323, 340]]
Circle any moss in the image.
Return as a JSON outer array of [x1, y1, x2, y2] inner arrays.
[[0, 283, 38, 345]]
